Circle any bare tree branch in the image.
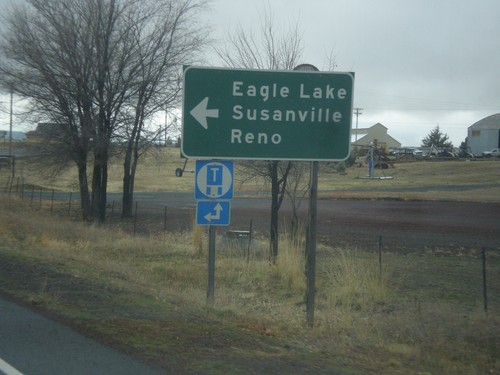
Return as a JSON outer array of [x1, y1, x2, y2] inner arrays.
[[0, 0, 210, 221], [213, 6, 304, 261]]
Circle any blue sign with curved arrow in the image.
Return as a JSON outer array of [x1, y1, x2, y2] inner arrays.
[[196, 201, 231, 226]]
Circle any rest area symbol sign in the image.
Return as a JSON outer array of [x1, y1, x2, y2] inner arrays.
[[194, 160, 233, 200], [195, 160, 233, 226]]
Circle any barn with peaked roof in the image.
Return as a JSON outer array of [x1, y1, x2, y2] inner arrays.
[[351, 123, 401, 151], [467, 113, 500, 154]]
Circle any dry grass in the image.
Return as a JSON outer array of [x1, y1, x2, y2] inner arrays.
[[1, 147, 499, 373], [324, 158, 500, 188], [0, 196, 498, 374], [3, 146, 499, 202], [319, 159, 500, 202]]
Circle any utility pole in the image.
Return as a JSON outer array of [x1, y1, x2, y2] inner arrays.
[[353, 107, 363, 142], [9, 84, 13, 156], [164, 108, 168, 146]]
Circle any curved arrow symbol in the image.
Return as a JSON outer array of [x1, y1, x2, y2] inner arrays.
[[190, 97, 219, 129], [204, 203, 223, 222]]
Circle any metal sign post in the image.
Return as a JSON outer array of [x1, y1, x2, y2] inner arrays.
[[183, 65, 355, 322], [194, 160, 234, 304], [305, 160, 319, 326], [207, 225, 216, 304], [293, 63, 320, 327]]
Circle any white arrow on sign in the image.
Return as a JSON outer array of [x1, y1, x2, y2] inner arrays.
[[204, 203, 223, 222], [190, 97, 219, 129]]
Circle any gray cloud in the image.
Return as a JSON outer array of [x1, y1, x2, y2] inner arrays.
[[209, 0, 500, 145]]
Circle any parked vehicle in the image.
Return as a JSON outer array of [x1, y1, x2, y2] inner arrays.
[[481, 148, 500, 157], [438, 149, 457, 157]]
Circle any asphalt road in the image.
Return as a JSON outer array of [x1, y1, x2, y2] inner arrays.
[[0, 297, 160, 375]]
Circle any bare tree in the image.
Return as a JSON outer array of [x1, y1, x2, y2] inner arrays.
[[284, 162, 310, 238], [214, 8, 303, 262], [0, 0, 208, 221], [0, 0, 100, 219], [118, 0, 208, 217], [215, 9, 302, 71]]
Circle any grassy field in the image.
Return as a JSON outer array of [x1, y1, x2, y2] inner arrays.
[[0, 145, 499, 374], [0, 198, 499, 374], [2, 146, 500, 202]]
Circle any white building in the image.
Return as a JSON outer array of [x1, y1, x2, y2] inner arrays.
[[467, 113, 500, 154]]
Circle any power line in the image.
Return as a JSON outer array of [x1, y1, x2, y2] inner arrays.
[[353, 108, 363, 142], [359, 107, 499, 112]]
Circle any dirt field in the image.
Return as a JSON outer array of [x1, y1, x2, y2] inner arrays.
[[107, 196, 499, 256]]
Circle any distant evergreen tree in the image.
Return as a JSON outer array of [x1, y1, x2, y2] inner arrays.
[[421, 125, 453, 148]]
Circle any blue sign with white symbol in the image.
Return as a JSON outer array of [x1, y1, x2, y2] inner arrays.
[[195, 160, 234, 200], [196, 201, 231, 226]]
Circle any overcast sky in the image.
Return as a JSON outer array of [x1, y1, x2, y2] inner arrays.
[[1, 0, 499, 147], [207, 0, 500, 147]]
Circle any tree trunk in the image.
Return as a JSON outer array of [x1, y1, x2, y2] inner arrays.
[[122, 120, 142, 218], [122, 146, 134, 217], [269, 161, 279, 263], [77, 163, 91, 221], [269, 161, 293, 263], [93, 165, 108, 222], [99, 163, 108, 222], [290, 200, 299, 239], [122, 152, 138, 218], [91, 138, 109, 223]]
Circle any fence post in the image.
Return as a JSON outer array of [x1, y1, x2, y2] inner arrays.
[[378, 235, 383, 282], [30, 186, 35, 207], [482, 247, 488, 314], [51, 189, 55, 212], [247, 219, 253, 263], [207, 225, 216, 304], [164, 206, 168, 233], [4, 176, 10, 193], [133, 202, 138, 236]]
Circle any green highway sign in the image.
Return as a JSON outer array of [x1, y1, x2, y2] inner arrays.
[[182, 66, 354, 161]]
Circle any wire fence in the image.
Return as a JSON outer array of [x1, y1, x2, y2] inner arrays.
[[2, 173, 499, 317]]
